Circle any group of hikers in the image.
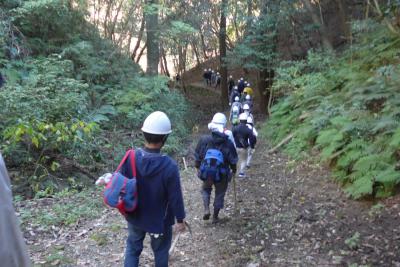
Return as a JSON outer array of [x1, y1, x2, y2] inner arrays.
[[0, 74, 258, 267], [202, 68, 221, 89]]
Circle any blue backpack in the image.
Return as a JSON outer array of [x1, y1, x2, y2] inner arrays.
[[199, 147, 226, 183], [103, 149, 138, 216]]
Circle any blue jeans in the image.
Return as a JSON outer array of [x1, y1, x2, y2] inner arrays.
[[124, 223, 172, 267]]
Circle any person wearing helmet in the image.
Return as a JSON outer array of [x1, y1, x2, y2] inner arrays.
[[230, 105, 240, 126], [230, 96, 242, 122], [242, 103, 254, 123], [0, 154, 31, 267], [233, 113, 256, 178], [195, 113, 238, 223], [124, 111, 186, 267], [207, 68, 212, 86], [238, 78, 246, 95], [208, 112, 235, 146], [246, 116, 258, 169], [243, 83, 254, 97], [243, 94, 253, 112], [229, 86, 240, 106], [228, 75, 235, 96], [215, 72, 221, 89]]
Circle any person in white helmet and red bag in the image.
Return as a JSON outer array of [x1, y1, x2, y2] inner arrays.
[[195, 113, 238, 223], [122, 111, 186, 267]]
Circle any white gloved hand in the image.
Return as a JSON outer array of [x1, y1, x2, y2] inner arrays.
[[95, 173, 113, 186]]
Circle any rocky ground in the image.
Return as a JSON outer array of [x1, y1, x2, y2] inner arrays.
[[16, 85, 400, 266]]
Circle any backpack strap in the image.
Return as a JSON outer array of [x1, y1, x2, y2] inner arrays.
[[116, 149, 137, 178]]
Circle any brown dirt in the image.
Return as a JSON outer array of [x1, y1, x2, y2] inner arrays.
[[17, 84, 400, 267]]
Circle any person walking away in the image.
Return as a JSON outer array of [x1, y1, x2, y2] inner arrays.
[[203, 69, 208, 86], [228, 75, 235, 96], [243, 83, 254, 97], [0, 153, 31, 267], [229, 86, 240, 106], [215, 72, 221, 89], [246, 116, 258, 169], [231, 96, 242, 115], [238, 78, 245, 95], [211, 71, 216, 86], [124, 111, 186, 267], [242, 104, 254, 124], [195, 116, 238, 223], [233, 113, 256, 178], [243, 95, 253, 113], [207, 68, 212, 86], [230, 105, 240, 126], [208, 112, 235, 147]]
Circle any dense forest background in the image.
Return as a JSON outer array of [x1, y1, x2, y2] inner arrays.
[[1, 0, 400, 199]]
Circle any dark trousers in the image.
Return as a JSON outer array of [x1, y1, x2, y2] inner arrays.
[[201, 178, 229, 211], [124, 223, 172, 267]]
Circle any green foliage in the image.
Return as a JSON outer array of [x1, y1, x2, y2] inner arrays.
[[263, 23, 400, 199], [1, 1, 191, 197], [345, 232, 361, 250]]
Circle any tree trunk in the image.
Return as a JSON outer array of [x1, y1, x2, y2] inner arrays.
[[219, 0, 228, 108], [131, 16, 145, 61], [135, 43, 147, 63], [302, 0, 333, 50], [336, 0, 351, 42], [145, 0, 159, 75]]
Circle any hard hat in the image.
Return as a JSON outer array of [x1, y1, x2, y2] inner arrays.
[[141, 111, 172, 135], [239, 113, 248, 121], [247, 83, 251, 86], [217, 72, 220, 75], [211, 112, 227, 126], [229, 75, 232, 78], [208, 68, 211, 71], [243, 104, 250, 110], [232, 106, 239, 112], [240, 77, 244, 80], [234, 96, 239, 101], [245, 95, 251, 100], [204, 69, 207, 71], [247, 116, 253, 124], [233, 86, 238, 90]]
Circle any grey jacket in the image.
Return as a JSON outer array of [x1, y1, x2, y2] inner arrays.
[[0, 154, 31, 266]]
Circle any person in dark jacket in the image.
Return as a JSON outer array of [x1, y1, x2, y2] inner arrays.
[[122, 111, 186, 267], [0, 154, 31, 267], [237, 78, 246, 95], [0, 72, 5, 88], [228, 75, 235, 96], [233, 113, 256, 178], [229, 86, 240, 106], [194, 122, 238, 223]]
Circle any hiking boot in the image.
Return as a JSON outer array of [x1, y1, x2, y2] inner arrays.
[[203, 213, 211, 220], [238, 173, 245, 178], [212, 209, 220, 224], [246, 165, 250, 169]]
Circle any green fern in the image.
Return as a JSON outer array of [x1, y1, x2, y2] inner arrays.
[[345, 174, 374, 199]]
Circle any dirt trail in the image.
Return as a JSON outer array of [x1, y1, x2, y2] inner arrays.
[[19, 84, 400, 267]]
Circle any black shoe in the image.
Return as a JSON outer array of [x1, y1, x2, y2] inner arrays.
[[212, 216, 219, 224], [246, 165, 250, 169], [203, 213, 210, 220]]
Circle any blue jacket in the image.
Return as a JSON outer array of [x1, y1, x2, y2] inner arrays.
[[121, 148, 185, 234], [194, 131, 238, 177]]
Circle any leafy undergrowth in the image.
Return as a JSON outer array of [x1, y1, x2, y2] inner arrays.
[[1, 1, 190, 197], [264, 21, 400, 199]]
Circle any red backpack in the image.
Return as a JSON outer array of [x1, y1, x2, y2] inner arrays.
[[103, 149, 138, 216]]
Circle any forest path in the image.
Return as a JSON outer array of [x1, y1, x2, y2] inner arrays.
[[20, 84, 400, 267]]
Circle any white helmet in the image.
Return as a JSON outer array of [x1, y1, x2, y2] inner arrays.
[[234, 96, 239, 102], [141, 111, 172, 135], [247, 116, 253, 124], [204, 69, 207, 71], [229, 75, 233, 78], [240, 77, 244, 80], [217, 72, 220, 75], [247, 83, 251, 87], [243, 104, 250, 110], [208, 68, 211, 71], [239, 113, 248, 121], [233, 86, 238, 90], [244, 81, 247, 84], [211, 112, 227, 126], [237, 79, 240, 83], [245, 95, 251, 100]]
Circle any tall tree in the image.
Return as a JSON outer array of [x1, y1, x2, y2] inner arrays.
[[145, 0, 159, 75], [220, 0, 228, 107]]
